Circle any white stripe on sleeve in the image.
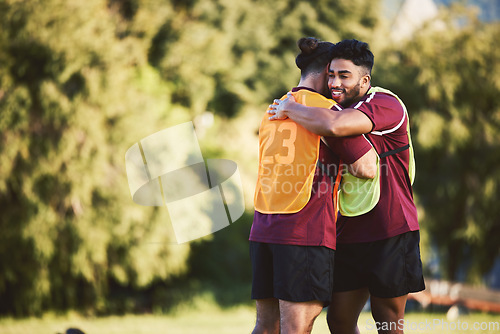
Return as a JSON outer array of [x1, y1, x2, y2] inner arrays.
[[353, 92, 406, 136]]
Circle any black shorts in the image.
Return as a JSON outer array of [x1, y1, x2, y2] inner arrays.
[[250, 241, 335, 306], [333, 230, 425, 298]]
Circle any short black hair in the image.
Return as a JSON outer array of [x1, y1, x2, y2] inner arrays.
[[330, 39, 374, 74], [295, 37, 334, 76]]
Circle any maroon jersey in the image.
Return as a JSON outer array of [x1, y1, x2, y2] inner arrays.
[[250, 87, 372, 249], [336, 88, 419, 243]]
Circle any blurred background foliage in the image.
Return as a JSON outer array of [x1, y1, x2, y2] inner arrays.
[[0, 0, 498, 316]]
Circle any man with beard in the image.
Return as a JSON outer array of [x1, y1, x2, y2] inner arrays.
[[268, 39, 425, 334], [251, 37, 377, 334]]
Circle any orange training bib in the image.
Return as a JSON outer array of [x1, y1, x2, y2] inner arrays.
[[254, 89, 337, 214]]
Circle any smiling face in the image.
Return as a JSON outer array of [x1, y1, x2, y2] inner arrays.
[[328, 58, 371, 107]]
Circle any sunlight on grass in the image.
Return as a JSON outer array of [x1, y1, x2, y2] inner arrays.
[[1, 301, 499, 334]]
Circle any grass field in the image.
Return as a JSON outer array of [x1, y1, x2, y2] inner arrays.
[[1, 299, 499, 334]]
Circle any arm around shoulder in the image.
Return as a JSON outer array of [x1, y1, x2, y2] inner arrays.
[[325, 108, 374, 137], [271, 99, 373, 137]]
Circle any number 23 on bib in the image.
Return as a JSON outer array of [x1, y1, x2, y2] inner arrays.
[[254, 90, 337, 214]]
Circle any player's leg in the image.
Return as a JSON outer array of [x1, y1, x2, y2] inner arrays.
[[327, 288, 370, 334], [279, 299, 324, 334], [327, 240, 369, 334], [252, 298, 280, 334], [250, 242, 279, 333], [274, 244, 334, 333], [366, 231, 424, 334], [370, 295, 407, 334], [250, 242, 334, 333]]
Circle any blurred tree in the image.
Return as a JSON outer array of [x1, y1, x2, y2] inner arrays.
[[0, 0, 384, 315], [0, 0, 190, 315], [148, 0, 381, 118], [377, 6, 500, 282]]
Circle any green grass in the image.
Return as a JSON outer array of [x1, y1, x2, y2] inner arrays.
[[1, 298, 499, 334]]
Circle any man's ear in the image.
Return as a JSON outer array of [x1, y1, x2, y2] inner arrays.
[[322, 63, 330, 76], [361, 74, 371, 88]]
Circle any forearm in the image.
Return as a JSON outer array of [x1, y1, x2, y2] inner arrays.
[[347, 147, 377, 179], [284, 104, 373, 137], [284, 104, 337, 136]]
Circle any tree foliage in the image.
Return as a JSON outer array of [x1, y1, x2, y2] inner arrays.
[[1, 0, 499, 316], [0, 0, 381, 316], [148, 0, 381, 118], [0, 0, 191, 315], [377, 6, 500, 281]]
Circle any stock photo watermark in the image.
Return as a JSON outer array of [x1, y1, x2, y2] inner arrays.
[[125, 121, 245, 244], [258, 160, 385, 196], [365, 318, 500, 332]]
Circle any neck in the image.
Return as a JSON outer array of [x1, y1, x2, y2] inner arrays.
[[297, 76, 321, 92]]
